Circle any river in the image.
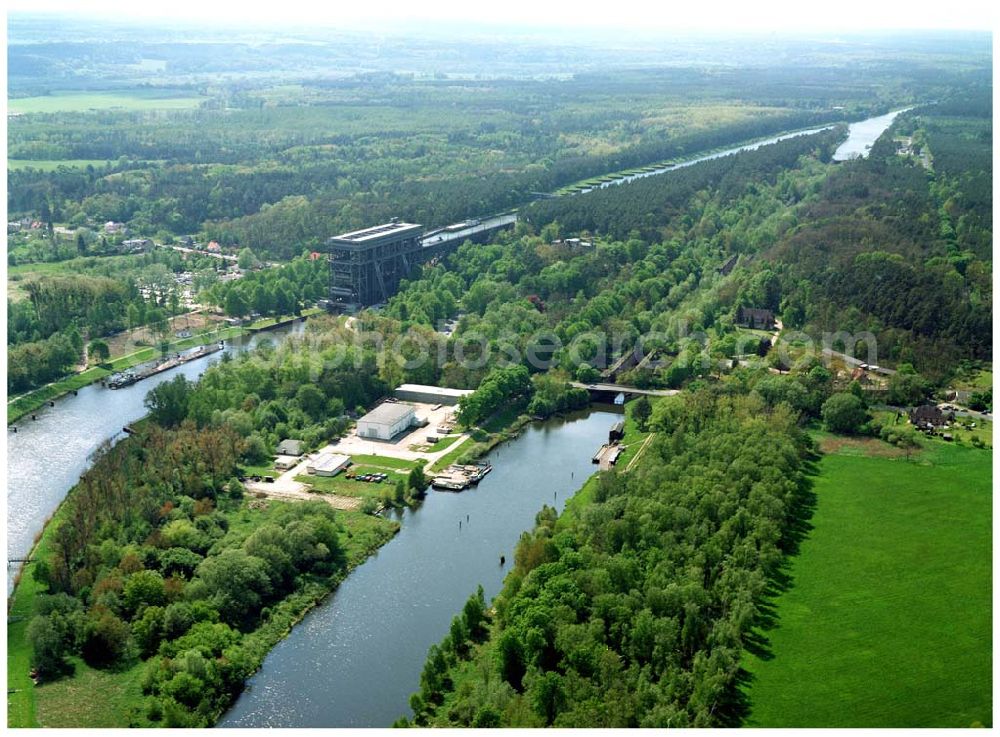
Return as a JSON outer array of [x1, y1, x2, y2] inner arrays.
[[219, 408, 621, 728], [832, 108, 912, 161], [5, 322, 304, 589]]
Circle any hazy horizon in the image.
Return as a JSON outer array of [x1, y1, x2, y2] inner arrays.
[[6, 0, 995, 34]]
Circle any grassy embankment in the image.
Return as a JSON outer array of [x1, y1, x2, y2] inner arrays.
[[742, 438, 992, 728], [7, 326, 245, 425], [428, 403, 532, 473], [8, 499, 398, 728], [244, 307, 324, 331]]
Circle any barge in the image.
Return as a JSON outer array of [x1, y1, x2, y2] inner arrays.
[[108, 342, 224, 389], [431, 461, 492, 491]]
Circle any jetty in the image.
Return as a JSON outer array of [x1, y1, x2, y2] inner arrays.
[[431, 462, 492, 491], [592, 443, 624, 470]]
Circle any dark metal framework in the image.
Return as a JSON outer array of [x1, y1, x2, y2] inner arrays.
[[326, 221, 424, 307]]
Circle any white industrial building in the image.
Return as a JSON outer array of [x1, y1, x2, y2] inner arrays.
[[356, 402, 416, 440], [307, 453, 352, 477], [394, 383, 473, 406]]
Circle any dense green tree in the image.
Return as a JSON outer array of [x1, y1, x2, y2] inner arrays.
[[145, 375, 193, 428], [821, 392, 868, 434], [88, 338, 110, 364]]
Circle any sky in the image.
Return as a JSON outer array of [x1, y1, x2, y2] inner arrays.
[[5, 0, 997, 32]]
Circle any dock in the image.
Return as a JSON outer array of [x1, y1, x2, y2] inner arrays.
[[592, 443, 624, 470], [431, 462, 492, 491], [107, 343, 223, 389]]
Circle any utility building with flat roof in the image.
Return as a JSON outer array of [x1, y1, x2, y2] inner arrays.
[[326, 220, 423, 307], [356, 402, 416, 440], [307, 452, 352, 477], [394, 383, 473, 406]]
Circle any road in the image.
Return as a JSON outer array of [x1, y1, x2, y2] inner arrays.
[[571, 382, 680, 398]]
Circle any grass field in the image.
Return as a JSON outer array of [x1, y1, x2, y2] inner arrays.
[[8, 90, 206, 114], [296, 467, 408, 501], [742, 440, 992, 728], [8, 159, 115, 171]]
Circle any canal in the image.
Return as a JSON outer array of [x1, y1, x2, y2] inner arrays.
[[5, 322, 304, 588], [219, 408, 621, 728], [833, 107, 913, 161]]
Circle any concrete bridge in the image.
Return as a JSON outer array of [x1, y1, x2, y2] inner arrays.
[[571, 382, 679, 404]]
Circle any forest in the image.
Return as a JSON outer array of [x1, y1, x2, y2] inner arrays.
[[22, 417, 398, 727], [404, 388, 813, 727]]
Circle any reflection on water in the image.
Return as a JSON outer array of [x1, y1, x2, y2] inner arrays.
[[220, 409, 621, 728], [5, 324, 303, 587]]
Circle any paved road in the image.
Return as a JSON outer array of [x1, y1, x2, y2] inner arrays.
[[571, 382, 680, 397]]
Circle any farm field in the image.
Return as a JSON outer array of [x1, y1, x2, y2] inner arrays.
[[8, 90, 207, 113], [742, 440, 992, 728], [8, 159, 115, 171]]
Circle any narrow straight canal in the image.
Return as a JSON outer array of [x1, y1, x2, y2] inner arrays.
[[219, 408, 621, 728], [5, 323, 303, 590]]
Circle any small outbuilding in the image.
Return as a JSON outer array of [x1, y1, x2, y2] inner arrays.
[[276, 439, 304, 457], [274, 455, 300, 471], [307, 453, 352, 477], [357, 403, 416, 440]]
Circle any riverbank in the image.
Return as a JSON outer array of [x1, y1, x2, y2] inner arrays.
[[6, 325, 245, 425], [7, 482, 400, 728], [245, 307, 324, 332]]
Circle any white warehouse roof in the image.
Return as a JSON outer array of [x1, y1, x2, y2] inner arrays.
[[395, 384, 473, 400], [309, 453, 351, 474], [359, 402, 415, 427]]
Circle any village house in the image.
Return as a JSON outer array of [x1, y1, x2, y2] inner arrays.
[[735, 306, 776, 330], [909, 404, 955, 431], [120, 238, 153, 253]]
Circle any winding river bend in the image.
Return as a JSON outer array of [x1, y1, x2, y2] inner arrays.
[[5, 323, 304, 589], [219, 409, 620, 727]]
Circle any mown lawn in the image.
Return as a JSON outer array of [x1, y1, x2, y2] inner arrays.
[[742, 441, 992, 727]]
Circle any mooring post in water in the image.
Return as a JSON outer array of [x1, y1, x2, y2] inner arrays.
[[500, 554, 506, 566]]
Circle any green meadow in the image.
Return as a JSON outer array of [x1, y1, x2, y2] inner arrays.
[[8, 90, 206, 114], [743, 440, 992, 727]]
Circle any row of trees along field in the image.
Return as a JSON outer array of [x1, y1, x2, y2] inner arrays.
[[403, 387, 813, 727]]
